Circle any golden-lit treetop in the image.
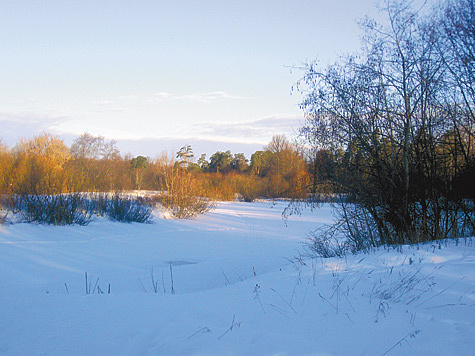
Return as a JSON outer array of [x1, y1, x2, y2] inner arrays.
[[16, 133, 71, 165]]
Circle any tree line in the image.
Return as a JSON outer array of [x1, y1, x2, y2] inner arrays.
[[0, 132, 310, 203]]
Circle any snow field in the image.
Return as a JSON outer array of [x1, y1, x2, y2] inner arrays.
[[0, 201, 473, 355]]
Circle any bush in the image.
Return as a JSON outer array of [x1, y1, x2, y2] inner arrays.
[[304, 201, 380, 258], [2, 192, 154, 225], [104, 193, 153, 223], [0, 196, 7, 224], [12, 194, 92, 225], [0, 211, 7, 225], [305, 228, 349, 258], [154, 193, 214, 219], [156, 164, 215, 218], [196, 173, 236, 201], [231, 174, 262, 202]]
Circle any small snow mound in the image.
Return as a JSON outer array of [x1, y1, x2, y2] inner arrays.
[[152, 206, 175, 220], [430, 255, 448, 264]]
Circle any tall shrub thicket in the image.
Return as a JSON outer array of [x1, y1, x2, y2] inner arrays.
[[297, 0, 475, 249]]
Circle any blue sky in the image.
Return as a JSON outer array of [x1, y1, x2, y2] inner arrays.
[[0, 0, 428, 157]]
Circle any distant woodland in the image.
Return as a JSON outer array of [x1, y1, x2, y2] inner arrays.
[[0, 132, 311, 202]]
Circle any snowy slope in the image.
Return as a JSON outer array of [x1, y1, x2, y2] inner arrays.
[[0, 201, 473, 355]]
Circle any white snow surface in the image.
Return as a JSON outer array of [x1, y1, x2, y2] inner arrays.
[[0, 201, 474, 355]]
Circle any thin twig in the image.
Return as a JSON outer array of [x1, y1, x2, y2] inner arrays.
[[186, 326, 211, 340], [253, 284, 265, 314], [221, 268, 231, 286], [162, 270, 166, 293], [218, 315, 241, 340], [416, 276, 467, 307], [319, 292, 338, 313], [267, 304, 290, 319], [92, 277, 100, 294], [151, 268, 159, 293], [170, 263, 175, 294], [271, 288, 297, 314], [137, 278, 148, 293], [381, 330, 421, 356]]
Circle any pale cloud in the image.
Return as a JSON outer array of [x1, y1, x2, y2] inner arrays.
[[93, 95, 139, 106], [91, 95, 140, 113], [91, 100, 121, 112], [111, 115, 304, 157], [150, 92, 172, 101], [97, 115, 303, 156], [191, 115, 303, 140], [0, 112, 70, 145], [117, 95, 139, 101], [150, 91, 254, 103], [0, 107, 303, 156], [93, 100, 116, 106], [175, 91, 253, 103], [90, 105, 125, 113]]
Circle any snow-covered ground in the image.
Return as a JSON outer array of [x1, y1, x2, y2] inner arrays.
[[0, 201, 473, 355]]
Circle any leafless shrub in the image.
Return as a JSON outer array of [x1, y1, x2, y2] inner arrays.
[[103, 193, 152, 223], [3, 192, 153, 225], [305, 226, 349, 258], [12, 194, 92, 225], [0, 211, 8, 225], [153, 154, 215, 219], [370, 266, 434, 306], [156, 192, 214, 219], [304, 202, 379, 258]]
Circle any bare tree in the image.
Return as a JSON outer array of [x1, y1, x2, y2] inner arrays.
[[297, 0, 474, 248], [437, 0, 475, 127], [71, 133, 120, 160], [154, 153, 213, 218], [265, 134, 292, 153]]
